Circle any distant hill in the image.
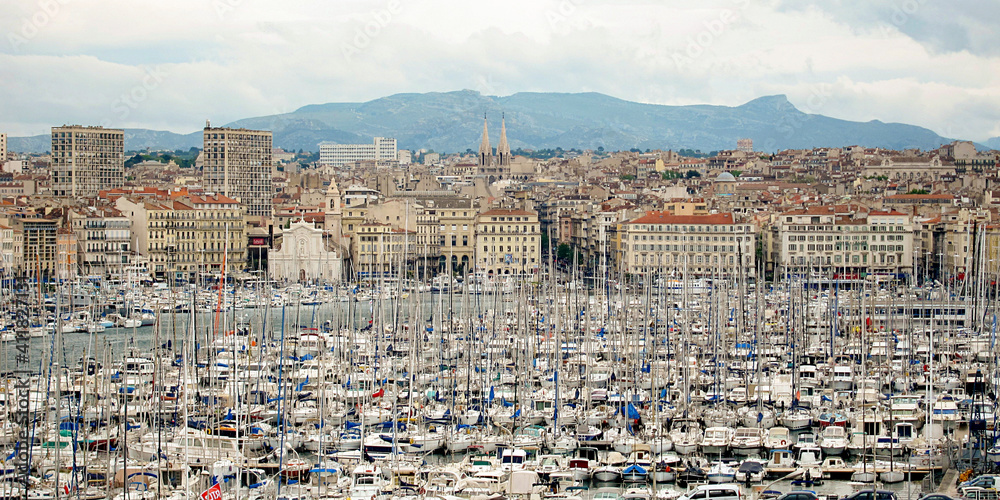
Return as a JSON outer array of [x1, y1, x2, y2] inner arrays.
[[9, 90, 968, 153], [986, 137, 1000, 150], [10, 129, 201, 154]]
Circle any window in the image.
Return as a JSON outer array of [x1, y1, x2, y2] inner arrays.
[[709, 490, 738, 499]]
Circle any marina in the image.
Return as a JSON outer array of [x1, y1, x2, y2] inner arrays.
[[0, 268, 995, 500]]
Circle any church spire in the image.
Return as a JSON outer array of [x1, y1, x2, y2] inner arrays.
[[478, 113, 492, 167], [496, 113, 511, 167]]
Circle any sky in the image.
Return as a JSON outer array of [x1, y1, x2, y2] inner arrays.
[[1, 0, 998, 143]]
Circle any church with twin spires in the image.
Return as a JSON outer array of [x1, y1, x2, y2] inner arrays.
[[476, 114, 512, 182]]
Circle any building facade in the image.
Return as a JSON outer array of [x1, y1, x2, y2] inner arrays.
[[202, 126, 273, 218], [0, 223, 21, 275], [56, 229, 77, 281], [116, 194, 247, 281], [269, 220, 342, 283], [776, 207, 914, 279], [71, 210, 132, 279], [621, 212, 756, 276], [14, 218, 58, 279], [474, 209, 541, 276], [51, 126, 125, 197], [351, 222, 416, 277], [319, 137, 397, 167]]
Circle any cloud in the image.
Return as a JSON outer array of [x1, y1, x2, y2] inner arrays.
[[773, 0, 1000, 57], [0, 0, 998, 143]]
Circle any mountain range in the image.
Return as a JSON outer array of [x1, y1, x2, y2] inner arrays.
[[8, 90, 986, 154]]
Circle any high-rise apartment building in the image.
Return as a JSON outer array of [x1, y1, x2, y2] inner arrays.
[[51, 126, 125, 197], [202, 125, 273, 218], [318, 137, 397, 167]]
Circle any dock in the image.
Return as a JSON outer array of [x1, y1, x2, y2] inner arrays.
[[937, 469, 959, 496]]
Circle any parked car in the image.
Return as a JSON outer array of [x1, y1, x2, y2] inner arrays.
[[777, 491, 820, 500], [841, 490, 898, 500], [960, 476, 1000, 496]]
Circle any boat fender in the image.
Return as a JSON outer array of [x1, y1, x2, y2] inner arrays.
[[780, 439, 787, 446], [419, 487, 426, 495]]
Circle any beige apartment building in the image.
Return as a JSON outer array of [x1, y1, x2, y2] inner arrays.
[[14, 217, 58, 279], [775, 207, 914, 279], [340, 195, 478, 275], [621, 212, 756, 276], [116, 194, 246, 281], [0, 223, 22, 274], [51, 126, 125, 197], [351, 222, 416, 278], [71, 208, 133, 278], [862, 156, 956, 182], [428, 198, 476, 273], [56, 228, 77, 281], [474, 209, 541, 276], [202, 126, 273, 218]]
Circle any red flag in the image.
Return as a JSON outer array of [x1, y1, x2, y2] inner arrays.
[[372, 387, 385, 398], [200, 483, 222, 500]]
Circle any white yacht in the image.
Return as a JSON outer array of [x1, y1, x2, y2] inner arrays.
[[818, 425, 848, 456]]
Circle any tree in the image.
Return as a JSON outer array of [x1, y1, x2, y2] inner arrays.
[[125, 154, 144, 169], [729, 170, 742, 177], [557, 243, 573, 261], [685, 170, 701, 178], [620, 174, 636, 181], [597, 146, 604, 153], [907, 189, 930, 195]]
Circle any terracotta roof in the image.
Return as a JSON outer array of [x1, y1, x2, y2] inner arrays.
[[628, 211, 735, 225], [189, 193, 239, 204]]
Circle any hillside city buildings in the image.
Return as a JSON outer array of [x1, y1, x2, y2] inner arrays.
[[1, 117, 999, 286]]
